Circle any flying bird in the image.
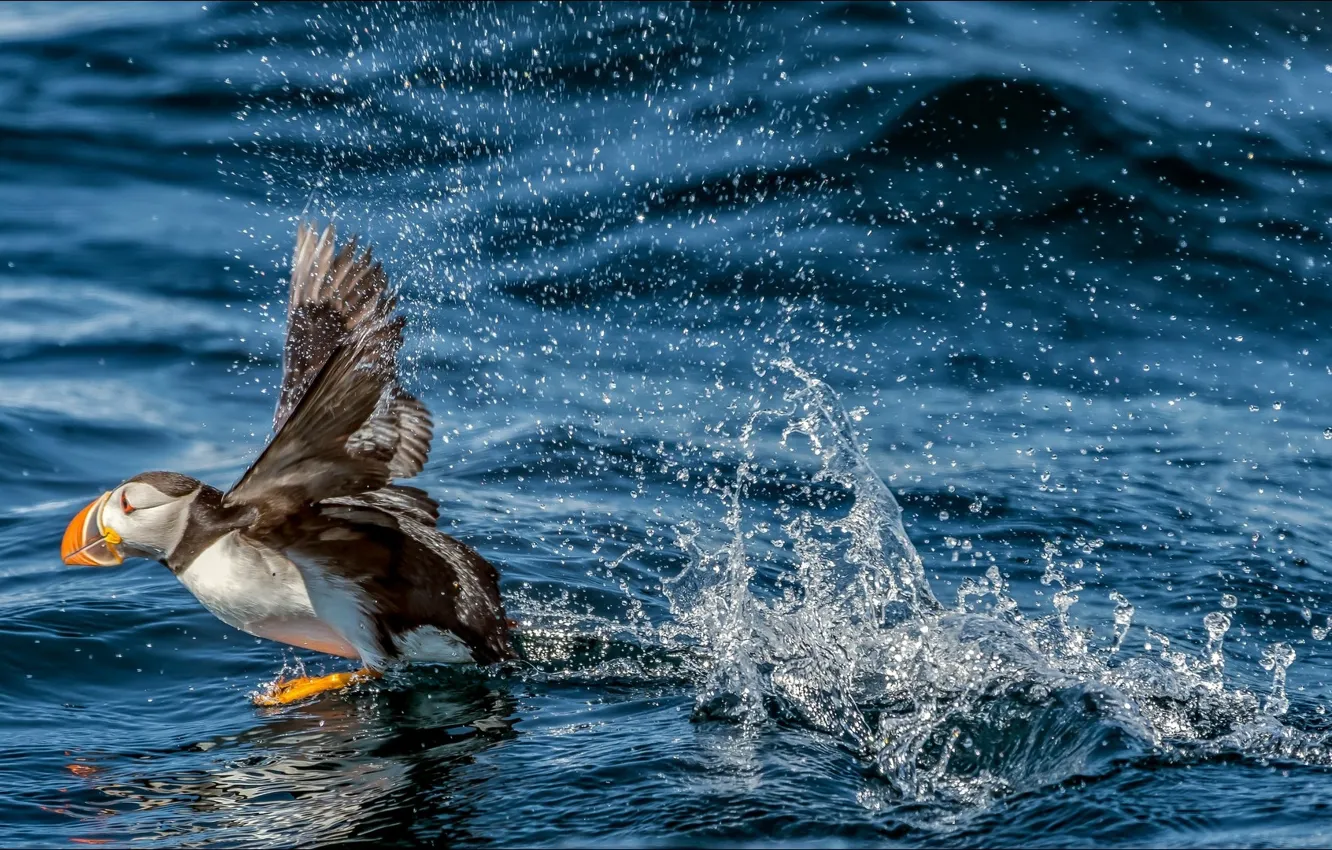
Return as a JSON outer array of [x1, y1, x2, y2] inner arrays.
[[60, 222, 514, 705]]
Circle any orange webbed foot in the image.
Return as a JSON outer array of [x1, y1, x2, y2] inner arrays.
[[253, 668, 379, 706]]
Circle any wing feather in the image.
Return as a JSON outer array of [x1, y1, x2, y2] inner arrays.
[[278, 222, 396, 431], [226, 320, 400, 528], [275, 222, 433, 479], [324, 484, 441, 526], [386, 391, 432, 478]]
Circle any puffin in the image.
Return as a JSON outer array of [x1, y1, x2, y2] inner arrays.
[[60, 222, 514, 705]]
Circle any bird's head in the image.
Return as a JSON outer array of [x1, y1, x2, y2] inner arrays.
[[61, 471, 203, 566]]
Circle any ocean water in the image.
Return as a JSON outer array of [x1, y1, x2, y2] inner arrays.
[[2, 1, 1332, 845]]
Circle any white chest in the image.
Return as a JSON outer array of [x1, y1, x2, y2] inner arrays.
[[178, 533, 361, 660]]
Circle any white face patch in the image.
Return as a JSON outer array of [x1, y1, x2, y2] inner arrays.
[[100, 483, 196, 562]]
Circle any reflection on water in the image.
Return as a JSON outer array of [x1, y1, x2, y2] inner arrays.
[[60, 673, 518, 845]]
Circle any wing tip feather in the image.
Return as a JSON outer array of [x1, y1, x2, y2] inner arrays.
[[290, 219, 391, 312]]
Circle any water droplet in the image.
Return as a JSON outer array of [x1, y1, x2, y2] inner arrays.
[[1260, 642, 1295, 671], [1221, 594, 1237, 609], [1315, 616, 1332, 641], [1204, 611, 1232, 641]]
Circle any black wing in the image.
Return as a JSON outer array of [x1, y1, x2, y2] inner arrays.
[[225, 319, 404, 529], [277, 222, 432, 478], [275, 502, 514, 664]]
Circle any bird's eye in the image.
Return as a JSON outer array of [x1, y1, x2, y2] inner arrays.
[[120, 491, 135, 514]]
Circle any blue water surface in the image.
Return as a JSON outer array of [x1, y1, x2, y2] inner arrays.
[[3, 2, 1332, 846]]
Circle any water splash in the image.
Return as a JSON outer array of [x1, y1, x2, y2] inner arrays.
[[507, 360, 1331, 807], [646, 362, 1332, 803], [1108, 591, 1134, 655], [1260, 643, 1296, 717], [1201, 611, 1232, 690]]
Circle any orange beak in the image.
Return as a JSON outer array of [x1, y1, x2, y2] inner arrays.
[[61, 491, 123, 567]]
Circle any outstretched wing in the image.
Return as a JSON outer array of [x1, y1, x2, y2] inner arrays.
[[225, 320, 403, 529], [226, 223, 436, 529], [276, 222, 432, 478]]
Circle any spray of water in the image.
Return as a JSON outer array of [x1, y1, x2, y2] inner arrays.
[[515, 359, 1331, 806]]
